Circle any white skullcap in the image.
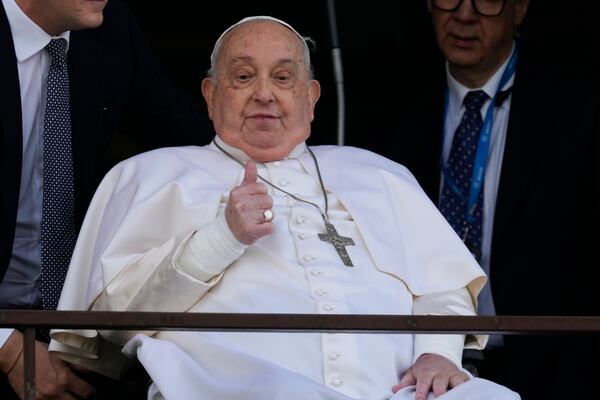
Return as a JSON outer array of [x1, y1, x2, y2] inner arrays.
[[209, 16, 308, 66]]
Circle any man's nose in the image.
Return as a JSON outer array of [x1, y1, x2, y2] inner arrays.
[[453, 0, 478, 21], [252, 77, 275, 103]]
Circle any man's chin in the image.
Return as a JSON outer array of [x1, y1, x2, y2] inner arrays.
[[244, 147, 288, 163], [446, 52, 484, 70], [442, 41, 483, 66], [71, 14, 104, 31]]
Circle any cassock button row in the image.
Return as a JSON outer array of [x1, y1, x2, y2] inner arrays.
[[278, 178, 290, 186], [331, 378, 344, 387], [315, 289, 328, 296], [298, 233, 309, 240], [328, 352, 341, 361], [303, 255, 315, 261], [311, 269, 323, 276], [322, 304, 335, 311]]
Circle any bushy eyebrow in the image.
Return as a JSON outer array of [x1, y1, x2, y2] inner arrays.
[[229, 56, 253, 65]]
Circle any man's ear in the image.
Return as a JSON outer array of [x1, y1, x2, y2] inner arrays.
[[201, 78, 215, 120], [307, 79, 321, 122]]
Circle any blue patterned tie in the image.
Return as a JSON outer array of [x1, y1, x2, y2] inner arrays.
[[440, 90, 488, 261], [40, 39, 77, 310]]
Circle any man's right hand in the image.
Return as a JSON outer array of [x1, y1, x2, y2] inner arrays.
[[0, 330, 95, 399], [392, 353, 468, 400], [226, 161, 274, 245]]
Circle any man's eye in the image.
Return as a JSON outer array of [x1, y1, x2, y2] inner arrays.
[[275, 74, 293, 83], [237, 74, 251, 81]]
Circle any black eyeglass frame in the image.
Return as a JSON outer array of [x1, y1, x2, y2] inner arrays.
[[431, 0, 509, 17]]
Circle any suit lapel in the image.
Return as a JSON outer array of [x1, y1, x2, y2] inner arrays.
[[68, 28, 103, 223], [0, 4, 23, 277], [410, 75, 445, 201], [492, 64, 537, 243], [427, 81, 445, 196]]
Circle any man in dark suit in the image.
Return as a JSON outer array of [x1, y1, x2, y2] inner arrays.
[[365, 0, 600, 398], [0, 0, 211, 397]]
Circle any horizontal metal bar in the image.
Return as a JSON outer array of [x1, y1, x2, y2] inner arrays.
[[1, 310, 600, 334]]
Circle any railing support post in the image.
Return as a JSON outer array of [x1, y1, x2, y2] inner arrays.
[[23, 327, 35, 400]]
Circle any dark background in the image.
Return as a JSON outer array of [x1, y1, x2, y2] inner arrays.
[[123, 0, 600, 153]]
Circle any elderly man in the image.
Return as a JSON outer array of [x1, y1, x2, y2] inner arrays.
[[50, 16, 518, 400]]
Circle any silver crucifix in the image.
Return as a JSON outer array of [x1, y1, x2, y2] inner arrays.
[[318, 222, 355, 267]]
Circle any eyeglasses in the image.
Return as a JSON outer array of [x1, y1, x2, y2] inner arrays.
[[432, 0, 508, 17]]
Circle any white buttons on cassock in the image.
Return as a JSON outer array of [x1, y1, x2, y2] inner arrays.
[[303, 254, 315, 262], [311, 269, 323, 276], [298, 233, 309, 240], [296, 216, 307, 225], [331, 378, 344, 387], [315, 289, 328, 296], [328, 352, 341, 361], [322, 304, 335, 311], [272, 161, 281, 167], [278, 178, 289, 186]]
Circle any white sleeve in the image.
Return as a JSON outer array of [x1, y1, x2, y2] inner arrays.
[[91, 212, 246, 318], [176, 210, 247, 282], [412, 287, 475, 368], [88, 220, 245, 347], [91, 231, 216, 314]]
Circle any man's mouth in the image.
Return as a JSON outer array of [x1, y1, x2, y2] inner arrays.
[[449, 33, 479, 47], [247, 113, 277, 120]]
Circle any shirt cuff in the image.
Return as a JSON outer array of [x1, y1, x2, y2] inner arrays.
[[413, 333, 466, 369], [176, 211, 247, 282], [412, 287, 475, 368]]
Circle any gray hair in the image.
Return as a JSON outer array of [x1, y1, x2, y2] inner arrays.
[[207, 16, 315, 82]]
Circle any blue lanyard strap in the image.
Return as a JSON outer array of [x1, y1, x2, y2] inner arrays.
[[441, 44, 519, 224]]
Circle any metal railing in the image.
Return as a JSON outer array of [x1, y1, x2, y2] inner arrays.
[[2, 310, 600, 399]]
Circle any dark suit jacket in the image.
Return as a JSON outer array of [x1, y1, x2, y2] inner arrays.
[[364, 44, 600, 397], [0, 0, 212, 282]]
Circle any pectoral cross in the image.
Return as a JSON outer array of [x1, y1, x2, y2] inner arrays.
[[318, 221, 355, 267]]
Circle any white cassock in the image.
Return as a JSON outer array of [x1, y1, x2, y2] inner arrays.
[[49, 139, 519, 400]]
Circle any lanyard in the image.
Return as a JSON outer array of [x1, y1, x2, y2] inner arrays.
[[441, 44, 518, 224]]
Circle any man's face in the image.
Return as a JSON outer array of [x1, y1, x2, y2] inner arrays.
[[17, 0, 107, 36], [428, 0, 528, 82], [202, 21, 321, 162]]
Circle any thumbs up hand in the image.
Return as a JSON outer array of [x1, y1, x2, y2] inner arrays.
[[225, 161, 274, 245]]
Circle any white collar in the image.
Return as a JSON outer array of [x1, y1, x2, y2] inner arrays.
[[2, 0, 70, 63], [210, 135, 308, 163], [446, 41, 516, 116]]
